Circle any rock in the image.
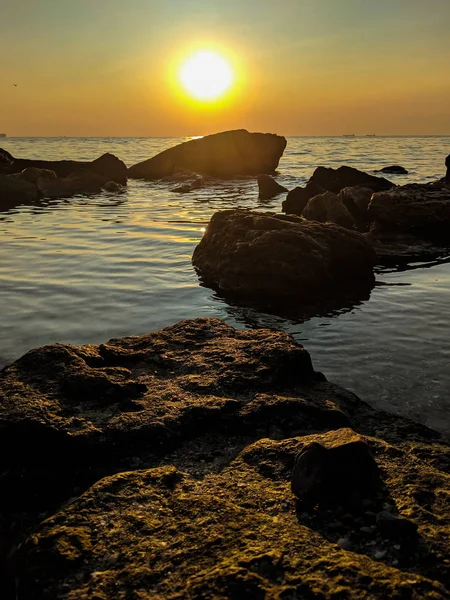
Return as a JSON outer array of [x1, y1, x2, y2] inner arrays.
[[102, 181, 123, 193], [339, 186, 374, 228], [368, 181, 450, 236], [15, 167, 57, 184], [301, 191, 357, 229], [374, 550, 387, 560], [282, 181, 326, 215], [290, 428, 380, 507], [257, 174, 288, 200], [0, 150, 127, 184], [37, 169, 112, 198], [337, 537, 352, 550], [192, 209, 375, 315], [127, 129, 287, 179], [376, 165, 408, 175], [446, 154, 450, 181], [0, 174, 38, 210], [173, 175, 205, 193], [376, 511, 418, 540], [309, 166, 394, 194]]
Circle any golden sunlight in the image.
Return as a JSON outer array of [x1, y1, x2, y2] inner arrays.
[[180, 51, 233, 100]]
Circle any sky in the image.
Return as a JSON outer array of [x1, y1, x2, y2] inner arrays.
[[1, 0, 450, 137]]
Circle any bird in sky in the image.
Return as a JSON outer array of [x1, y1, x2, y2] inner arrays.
[[13, 84, 17, 87]]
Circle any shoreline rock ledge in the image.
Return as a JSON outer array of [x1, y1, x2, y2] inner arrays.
[[127, 129, 287, 179], [192, 209, 376, 315], [0, 318, 448, 599]]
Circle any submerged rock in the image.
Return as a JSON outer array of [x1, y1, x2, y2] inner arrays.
[[291, 428, 380, 507], [192, 209, 375, 314], [257, 174, 288, 200], [310, 165, 393, 194], [127, 129, 287, 179], [282, 181, 326, 215], [0, 174, 38, 209], [0, 150, 128, 184], [301, 191, 357, 229], [376, 165, 408, 175]]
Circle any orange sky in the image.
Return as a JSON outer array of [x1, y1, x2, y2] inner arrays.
[[1, 0, 450, 137]]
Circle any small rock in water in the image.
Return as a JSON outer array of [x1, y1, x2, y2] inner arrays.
[[337, 537, 352, 551], [374, 550, 387, 560]]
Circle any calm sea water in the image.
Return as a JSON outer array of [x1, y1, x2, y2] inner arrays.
[[1, 136, 449, 435]]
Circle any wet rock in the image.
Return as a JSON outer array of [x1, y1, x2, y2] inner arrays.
[[37, 169, 112, 198], [257, 174, 288, 200], [376, 165, 408, 175], [192, 209, 376, 315], [446, 154, 450, 181], [368, 181, 450, 236], [15, 167, 57, 184], [102, 180, 123, 193], [302, 191, 357, 229], [376, 511, 418, 540], [337, 537, 352, 550], [0, 150, 127, 184], [128, 129, 287, 179], [0, 148, 14, 172], [290, 428, 380, 507], [0, 174, 38, 209], [173, 175, 205, 193], [339, 186, 374, 228], [309, 165, 394, 194], [282, 181, 326, 215]]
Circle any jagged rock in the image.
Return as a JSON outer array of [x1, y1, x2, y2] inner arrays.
[[282, 181, 326, 215], [368, 181, 450, 236], [310, 166, 393, 194], [128, 130, 287, 179], [376, 511, 418, 540], [301, 191, 357, 229], [257, 174, 288, 200], [0, 150, 128, 184], [15, 167, 56, 184], [192, 209, 375, 314], [37, 169, 112, 198], [376, 165, 408, 175], [291, 428, 380, 507], [0, 174, 38, 209], [15, 430, 449, 599]]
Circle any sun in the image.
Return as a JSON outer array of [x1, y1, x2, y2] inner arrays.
[[180, 51, 233, 100]]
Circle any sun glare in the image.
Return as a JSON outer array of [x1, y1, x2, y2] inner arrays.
[[180, 51, 233, 100]]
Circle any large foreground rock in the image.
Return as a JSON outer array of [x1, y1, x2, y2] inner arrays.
[[128, 130, 287, 179], [192, 210, 375, 314], [1, 318, 449, 598], [0, 149, 128, 185], [446, 154, 450, 181]]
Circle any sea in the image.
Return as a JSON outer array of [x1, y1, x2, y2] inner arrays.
[[1, 136, 449, 436]]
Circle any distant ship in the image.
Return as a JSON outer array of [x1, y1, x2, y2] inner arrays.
[[0, 133, 6, 138], [343, 134, 355, 137], [365, 134, 376, 137]]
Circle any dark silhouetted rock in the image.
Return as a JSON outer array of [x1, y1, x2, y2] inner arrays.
[[0, 174, 38, 209], [16, 167, 56, 184], [102, 180, 123, 193], [291, 428, 380, 507], [37, 169, 113, 198], [302, 191, 356, 229], [339, 186, 373, 225], [192, 209, 375, 313], [368, 181, 450, 235], [0, 148, 14, 172], [0, 150, 127, 184], [128, 129, 287, 179], [376, 511, 418, 540], [376, 165, 408, 175], [310, 166, 393, 194], [446, 154, 450, 181], [257, 174, 288, 200], [173, 175, 205, 193], [282, 181, 326, 215]]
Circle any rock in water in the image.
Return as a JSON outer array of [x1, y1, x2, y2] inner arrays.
[[301, 191, 356, 229], [310, 165, 393, 194], [16, 167, 57, 184], [376, 165, 409, 175], [257, 174, 288, 200], [282, 181, 326, 215], [446, 154, 450, 181], [0, 150, 128, 184], [339, 186, 374, 228], [0, 174, 38, 209], [291, 428, 380, 507], [37, 169, 113, 198], [192, 209, 375, 313], [127, 129, 287, 179]]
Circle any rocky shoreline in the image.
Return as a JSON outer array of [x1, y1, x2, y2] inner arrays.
[[1, 133, 449, 598], [0, 318, 449, 598]]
